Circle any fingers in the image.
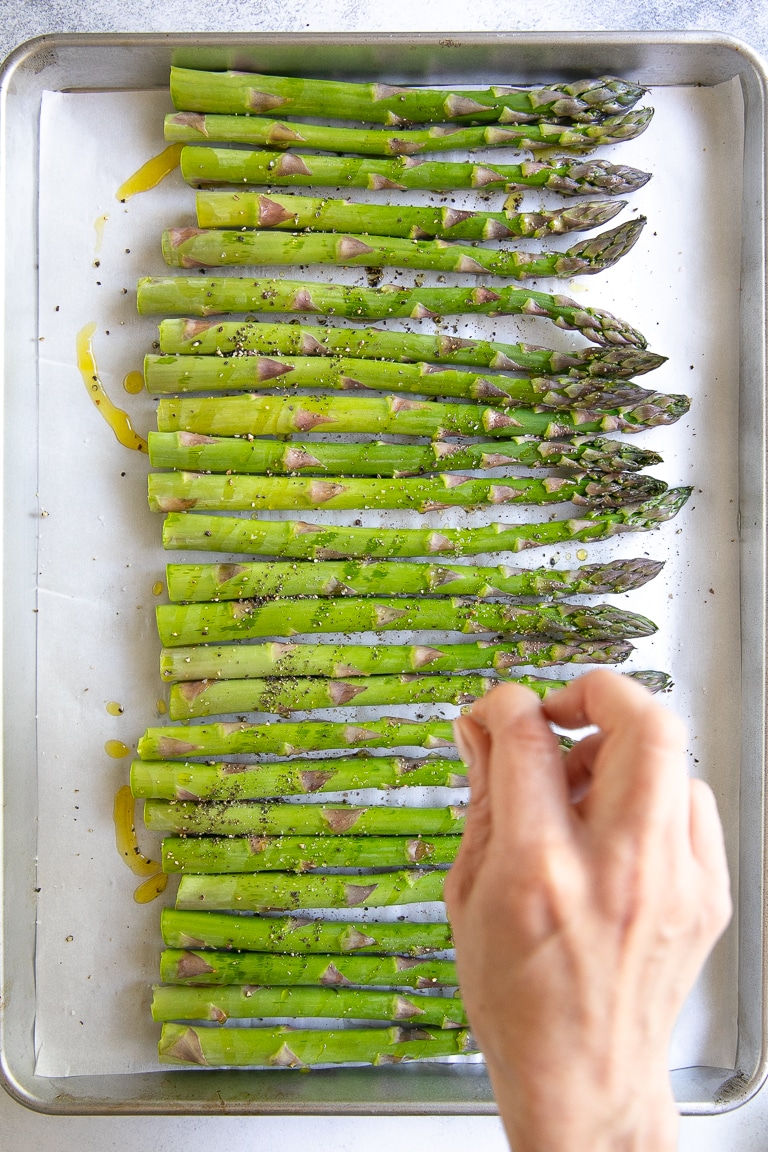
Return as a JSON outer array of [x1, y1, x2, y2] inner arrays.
[[446, 715, 492, 906], [688, 778, 733, 936], [543, 671, 688, 839], [462, 681, 571, 843]]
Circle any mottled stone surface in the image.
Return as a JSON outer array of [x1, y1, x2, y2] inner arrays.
[[0, 0, 765, 63]]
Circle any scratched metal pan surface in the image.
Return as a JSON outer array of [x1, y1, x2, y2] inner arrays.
[[0, 31, 766, 1115]]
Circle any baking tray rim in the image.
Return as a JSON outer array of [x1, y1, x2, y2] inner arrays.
[[0, 27, 766, 1117]]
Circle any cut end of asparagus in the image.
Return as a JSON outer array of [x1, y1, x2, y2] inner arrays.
[[627, 670, 674, 693]]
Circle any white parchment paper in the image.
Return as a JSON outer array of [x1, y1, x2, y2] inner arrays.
[[34, 79, 744, 1076]]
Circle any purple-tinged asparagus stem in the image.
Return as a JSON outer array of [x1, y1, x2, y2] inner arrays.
[[160, 489, 692, 558], [151, 983, 466, 1026], [157, 317, 666, 377], [164, 558, 664, 604], [159, 907, 455, 954], [136, 277, 648, 348], [158, 1022, 477, 1067]]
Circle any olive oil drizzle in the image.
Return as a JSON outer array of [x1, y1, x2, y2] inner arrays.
[[113, 785, 167, 903], [115, 143, 184, 201], [76, 323, 147, 452]]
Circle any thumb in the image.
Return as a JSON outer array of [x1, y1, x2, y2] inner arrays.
[[444, 715, 490, 911]]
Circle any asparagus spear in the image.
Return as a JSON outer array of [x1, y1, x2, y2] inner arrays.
[[160, 638, 635, 683], [162, 218, 646, 279], [164, 558, 664, 603], [137, 277, 647, 348], [159, 1022, 476, 1066], [161, 488, 692, 557], [156, 597, 657, 648], [144, 354, 659, 410], [175, 868, 448, 911], [166, 669, 670, 720], [158, 318, 666, 378], [149, 431, 664, 477], [161, 833, 463, 871], [135, 755, 470, 800], [160, 907, 455, 953], [180, 147, 651, 198], [170, 67, 645, 124], [155, 392, 689, 439], [160, 947, 457, 987], [168, 109, 652, 156], [194, 191, 627, 240], [151, 983, 466, 1026], [148, 471, 668, 516], [148, 800, 466, 836], [138, 718, 457, 760]]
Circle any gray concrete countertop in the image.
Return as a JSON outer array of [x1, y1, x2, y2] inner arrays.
[[1, 2, 766, 1148]]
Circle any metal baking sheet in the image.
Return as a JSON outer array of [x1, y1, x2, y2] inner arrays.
[[0, 31, 766, 1115]]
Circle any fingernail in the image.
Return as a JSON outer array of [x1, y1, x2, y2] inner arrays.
[[453, 718, 475, 768]]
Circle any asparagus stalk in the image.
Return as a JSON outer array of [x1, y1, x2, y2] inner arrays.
[[180, 147, 651, 198], [158, 318, 666, 378], [160, 907, 455, 953], [138, 718, 457, 760], [167, 669, 670, 721], [161, 834, 463, 871], [137, 277, 647, 348], [144, 354, 659, 410], [135, 755, 470, 800], [162, 218, 646, 279], [161, 488, 692, 557], [194, 191, 628, 241], [149, 431, 664, 477], [148, 801, 466, 837], [164, 558, 664, 604], [156, 597, 657, 648], [148, 470, 668, 516], [175, 866, 446, 912], [151, 983, 466, 1026], [170, 67, 646, 124], [158, 1022, 476, 1067], [160, 638, 635, 683], [175, 868, 448, 911], [155, 392, 689, 439], [168, 109, 652, 156], [160, 947, 457, 987]]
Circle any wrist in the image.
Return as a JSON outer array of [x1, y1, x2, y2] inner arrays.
[[486, 1058, 678, 1152]]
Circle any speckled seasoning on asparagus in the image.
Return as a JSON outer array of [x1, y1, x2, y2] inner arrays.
[[160, 833, 463, 871], [160, 489, 692, 558], [148, 470, 668, 517], [180, 147, 652, 197], [151, 983, 467, 1026], [154, 392, 689, 440], [136, 277, 648, 347], [167, 108, 652, 155], [159, 907, 455, 954], [169, 67, 646, 124], [155, 596, 657, 648], [148, 432, 664, 478], [173, 867, 449, 911], [144, 353, 660, 410], [161, 218, 646, 280], [158, 317, 666, 378], [163, 558, 664, 604], [193, 191, 628, 241]]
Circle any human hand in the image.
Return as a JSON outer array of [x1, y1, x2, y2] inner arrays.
[[445, 670, 732, 1152]]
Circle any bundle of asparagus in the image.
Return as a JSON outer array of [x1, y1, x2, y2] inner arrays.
[[134, 66, 686, 1071]]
